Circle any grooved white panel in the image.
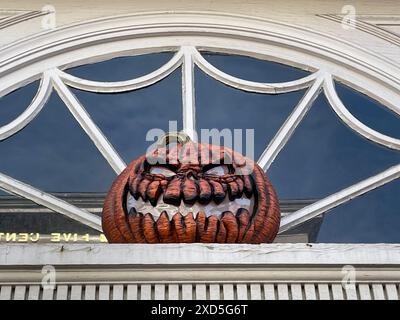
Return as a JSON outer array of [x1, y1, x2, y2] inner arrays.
[[317, 284, 330, 300], [0, 286, 12, 300], [331, 284, 344, 300], [28, 285, 40, 300], [113, 285, 124, 300], [56, 285, 68, 300], [223, 284, 234, 300], [385, 284, 399, 300], [98, 285, 110, 300], [236, 284, 248, 300], [127, 285, 138, 300], [84, 285, 96, 300], [372, 284, 385, 300], [141, 284, 152, 300], [70, 285, 82, 300], [250, 284, 262, 300], [42, 288, 55, 300], [304, 284, 316, 300], [14, 286, 26, 300], [1, 281, 399, 300], [182, 284, 192, 300], [290, 284, 303, 300], [358, 284, 371, 300], [154, 284, 165, 300], [344, 286, 358, 300], [209, 284, 220, 300], [263, 284, 275, 300], [277, 284, 289, 300], [168, 284, 179, 300], [195, 284, 207, 300]]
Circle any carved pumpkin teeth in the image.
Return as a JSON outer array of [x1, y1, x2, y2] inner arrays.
[[126, 192, 254, 222], [208, 180, 225, 204], [236, 208, 250, 242], [235, 178, 244, 198], [143, 213, 159, 243], [198, 215, 219, 242], [182, 178, 198, 204], [137, 178, 151, 201], [156, 211, 176, 243], [220, 211, 238, 243], [163, 176, 182, 206], [129, 176, 142, 200], [122, 208, 254, 244], [242, 175, 253, 198], [146, 180, 162, 207], [173, 212, 196, 242], [127, 211, 146, 243], [227, 180, 240, 201], [198, 178, 212, 205]]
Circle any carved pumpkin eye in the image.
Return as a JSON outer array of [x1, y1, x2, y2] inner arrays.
[[204, 165, 229, 176], [150, 166, 176, 177]]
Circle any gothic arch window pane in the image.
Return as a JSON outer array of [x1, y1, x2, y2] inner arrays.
[[195, 65, 307, 160], [336, 83, 400, 139], [202, 53, 309, 82], [67, 52, 174, 81]]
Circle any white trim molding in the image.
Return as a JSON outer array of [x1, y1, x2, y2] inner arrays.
[[0, 244, 399, 300], [0, 72, 52, 141], [318, 14, 400, 48], [2, 243, 399, 266]]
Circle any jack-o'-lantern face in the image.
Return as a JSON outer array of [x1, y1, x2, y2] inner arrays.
[[102, 139, 280, 243]]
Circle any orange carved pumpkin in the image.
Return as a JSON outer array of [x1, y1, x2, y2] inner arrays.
[[102, 136, 280, 243]]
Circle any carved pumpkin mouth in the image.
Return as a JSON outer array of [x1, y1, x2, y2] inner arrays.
[[121, 166, 259, 243], [126, 189, 255, 221]]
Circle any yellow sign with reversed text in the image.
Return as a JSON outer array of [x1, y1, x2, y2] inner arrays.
[[0, 232, 108, 243]]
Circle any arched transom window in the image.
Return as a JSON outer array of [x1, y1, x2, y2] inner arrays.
[[0, 12, 399, 242]]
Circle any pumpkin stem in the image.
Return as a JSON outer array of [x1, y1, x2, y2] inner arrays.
[[157, 131, 192, 147]]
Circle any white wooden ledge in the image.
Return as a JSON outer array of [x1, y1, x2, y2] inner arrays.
[[1, 243, 400, 266], [1, 244, 399, 300]]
